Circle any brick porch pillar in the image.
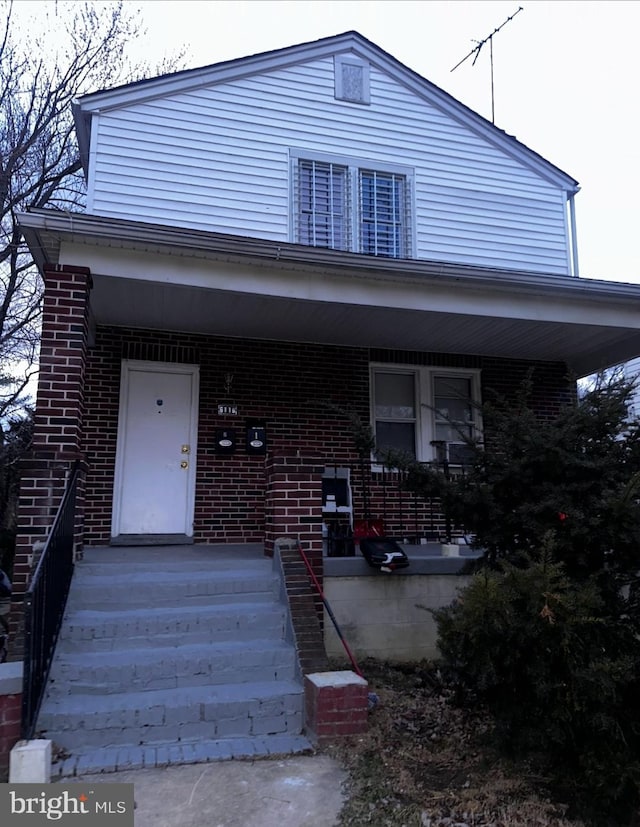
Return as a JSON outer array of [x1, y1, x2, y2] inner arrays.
[[265, 455, 324, 621], [8, 264, 91, 660]]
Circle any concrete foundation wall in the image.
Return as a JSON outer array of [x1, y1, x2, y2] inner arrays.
[[324, 573, 471, 663]]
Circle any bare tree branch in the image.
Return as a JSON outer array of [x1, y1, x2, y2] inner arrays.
[[0, 0, 185, 420]]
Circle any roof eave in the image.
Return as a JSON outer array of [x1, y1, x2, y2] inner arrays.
[[16, 209, 634, 303], [71, 102, 91, 179]]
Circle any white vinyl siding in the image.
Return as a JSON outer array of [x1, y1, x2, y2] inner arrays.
[[87, 55, 573, 274]]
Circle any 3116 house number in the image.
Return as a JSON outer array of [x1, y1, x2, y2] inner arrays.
[[217, 404, 238, 415]]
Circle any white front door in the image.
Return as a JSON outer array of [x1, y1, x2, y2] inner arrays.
[[112, 361, 199, 538]]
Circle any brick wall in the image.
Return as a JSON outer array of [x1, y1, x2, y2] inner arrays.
[[75, 327, 575, 547], [0, 663, 23, 780], [9, 265, 91, 656], [82, 328, 369, 545], [481, 356, 576, 417], [0, 692, 21, 780], [274, 540, 329, 674], [304, 671, 369, 744]]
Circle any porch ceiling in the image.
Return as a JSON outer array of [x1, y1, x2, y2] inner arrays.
[[89, 273, 640, 376], [18, 209, 640, 377]]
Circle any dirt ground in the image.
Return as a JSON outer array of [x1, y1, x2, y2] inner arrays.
[[325, 660, 589, 827]]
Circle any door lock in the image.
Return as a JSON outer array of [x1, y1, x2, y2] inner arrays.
[[181, 445, 190, 454], [180, 460, 189, 469]]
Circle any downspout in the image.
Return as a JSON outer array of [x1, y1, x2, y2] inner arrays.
[[568, 193, 579, 277]]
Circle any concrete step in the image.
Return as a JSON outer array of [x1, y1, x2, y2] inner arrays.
[[66, 569, 278, 610], [53, 733, 314, 778], [57, 601, 287, 651], [38, 679, 305, 751], [45, 639, 298, 694], [36, 546, 309, 773]]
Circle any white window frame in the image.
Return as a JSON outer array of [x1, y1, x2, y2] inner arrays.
[[370, 364, 482, 464], [290, 149, 414, 258], [296, 158, 350, 251]]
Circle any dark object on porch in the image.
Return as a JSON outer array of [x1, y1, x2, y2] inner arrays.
[[325, 522, 355, 557], [354, 518, 409, 571], [322, 467, 355, 557], [359, 537, 410, 572], [0, 568, 10, 598]]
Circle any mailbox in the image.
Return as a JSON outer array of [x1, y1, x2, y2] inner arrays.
[[246, 421, 267, 455], [215, 428, 237, 454]]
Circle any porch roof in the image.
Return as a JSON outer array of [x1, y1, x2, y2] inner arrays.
[[18, 209, 640, 377]]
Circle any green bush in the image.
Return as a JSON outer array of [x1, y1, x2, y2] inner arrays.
[[449, 374, 640, 579], [434, 542, 640, 822]]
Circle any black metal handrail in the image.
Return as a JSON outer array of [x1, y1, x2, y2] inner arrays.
[[21, 462, 81, 740]]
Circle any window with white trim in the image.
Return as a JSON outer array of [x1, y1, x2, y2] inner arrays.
[[292, 152, 412, 258], [432, 375, 477, 465], [371, 366, 481, 464], [373, 371, 417, 457], [298, 160, 349, 251], [359, 170, 406, 258]]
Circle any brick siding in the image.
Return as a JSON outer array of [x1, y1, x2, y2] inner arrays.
[[77, 328, 574, 546], [304, 671, 369, 743], [16, 278, 575, 555], [9, 266, 91, 657], [0, 689, 21, 780]]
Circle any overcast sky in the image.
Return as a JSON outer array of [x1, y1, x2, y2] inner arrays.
[[15, 0, 640, 283]]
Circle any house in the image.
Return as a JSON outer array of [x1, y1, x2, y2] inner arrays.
[[8, 31, 640, 771], [622, 357, 640, 418]]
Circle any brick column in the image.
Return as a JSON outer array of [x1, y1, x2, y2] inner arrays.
[[304, 671, 369, 744], [265, 455, 325, 623], [8, 264, 91, 659], [0, 662, 22, 780]]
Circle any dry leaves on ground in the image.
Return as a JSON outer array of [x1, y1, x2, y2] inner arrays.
[[325, 660, 587, 827]]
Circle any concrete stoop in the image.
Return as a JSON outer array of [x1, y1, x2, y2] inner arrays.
[[35, 546, 313, 776]]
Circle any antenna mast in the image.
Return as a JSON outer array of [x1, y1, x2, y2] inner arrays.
[[451, 6, 523, 124]]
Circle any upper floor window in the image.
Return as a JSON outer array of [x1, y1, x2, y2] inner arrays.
[[298, 160, 349, 250], [371, 366, 481, 464], [359, 170, 406, 258], [292, 151, 412, 259]]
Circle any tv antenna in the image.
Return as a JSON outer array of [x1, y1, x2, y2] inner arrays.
[[451, 6, 523, 125]]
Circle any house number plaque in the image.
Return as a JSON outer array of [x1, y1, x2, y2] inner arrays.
[[217, 404, 238, 415]]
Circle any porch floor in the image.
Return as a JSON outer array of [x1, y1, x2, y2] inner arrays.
[[81, 542, 266, 564]]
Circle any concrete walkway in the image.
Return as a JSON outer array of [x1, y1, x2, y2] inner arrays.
[[76, 754, 348, 827]]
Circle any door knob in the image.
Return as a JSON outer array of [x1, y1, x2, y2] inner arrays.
[[180, 460, 188, 469]]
